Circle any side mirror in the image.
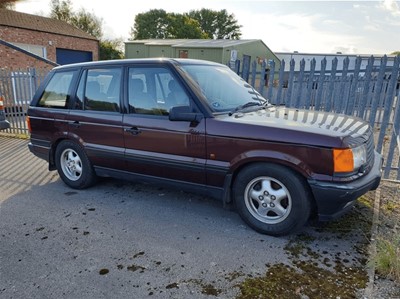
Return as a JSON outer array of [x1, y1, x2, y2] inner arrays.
[[169, 106, 202, 122]]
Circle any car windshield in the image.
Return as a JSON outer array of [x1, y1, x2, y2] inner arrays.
[[181, 64, 268, 113]]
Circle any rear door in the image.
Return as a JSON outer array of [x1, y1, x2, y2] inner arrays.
[[67, 67, 125, 170], [28, 70, 78, 150], [122, 64, 207, 184]]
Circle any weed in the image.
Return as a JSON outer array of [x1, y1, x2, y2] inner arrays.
[[372, 233, 400, 283]]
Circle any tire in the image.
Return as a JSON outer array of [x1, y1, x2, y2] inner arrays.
[[55, 140, 96, 189], [233, 163, 311, 236]]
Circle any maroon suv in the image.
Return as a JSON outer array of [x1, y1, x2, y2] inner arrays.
[[27, 58, 382, 236]]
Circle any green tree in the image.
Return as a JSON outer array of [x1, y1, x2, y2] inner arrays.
[[166, 13, 207, 39], [391, 51, 400, 56], [100, 39, 124, 60], [71, 9, 103, 39], [49, 0, 73, 22], [130, 9, 169, 39], [187, 8, 242, 39], [0, 0, 20, 9], [130, 8, 241, 40], [50, 0, 103, 39], [50, 0, 122, 60]]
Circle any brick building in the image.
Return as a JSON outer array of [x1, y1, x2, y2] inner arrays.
[[0, 9, 99, 71]]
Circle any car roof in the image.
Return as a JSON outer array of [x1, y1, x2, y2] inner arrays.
[[52, 58, 224, 71]]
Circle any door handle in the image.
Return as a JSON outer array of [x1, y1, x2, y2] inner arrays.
[[69, 121, 81, 128], [125, 127, 142, 135]]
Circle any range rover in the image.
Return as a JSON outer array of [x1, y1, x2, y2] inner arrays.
[[27, 58, 382, 236]]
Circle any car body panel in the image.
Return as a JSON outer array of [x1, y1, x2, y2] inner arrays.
[[123, 114, 207, 184]]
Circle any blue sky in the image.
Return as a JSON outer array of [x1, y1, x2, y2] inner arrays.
[[15, 0, 400, 55]]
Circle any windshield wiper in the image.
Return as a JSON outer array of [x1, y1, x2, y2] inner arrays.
[[228, 101, 262, 116]]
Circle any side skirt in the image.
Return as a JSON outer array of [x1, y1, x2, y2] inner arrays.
[[94, 166, 224, 200]]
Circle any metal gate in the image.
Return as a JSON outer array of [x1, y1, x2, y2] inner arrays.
[[0, 68, 47, 136]]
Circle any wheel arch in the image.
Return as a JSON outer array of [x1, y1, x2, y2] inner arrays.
[[223, 153, 317, 215]]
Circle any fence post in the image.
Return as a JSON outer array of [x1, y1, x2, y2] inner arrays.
[[294, 59, 306, 108], [304, 58, 316, 109], [383, 91, 400, 179], [285, 59, 295, 107], [267, 60, 275, 101], [315, 58, 327, 110], [325, 57, 338, 112], [275, 60, 285, 106], [377, 55, 400, 152], [258, 60, 267, 95], [358, 56, 374, 118], [336, 56, 350, 113], [369, 55, 388, 126], [250, 60, 257, 87], [346, 56, 361, 115]]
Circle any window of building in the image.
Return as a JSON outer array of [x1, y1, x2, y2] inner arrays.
[[12, 42, 47, 59], [179, 50, 188, 58]]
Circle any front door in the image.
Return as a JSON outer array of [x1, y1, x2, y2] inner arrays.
[[123, 65, 206, 184]]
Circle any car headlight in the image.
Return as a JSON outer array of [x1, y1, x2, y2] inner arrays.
[[333, 144, 367, 173]]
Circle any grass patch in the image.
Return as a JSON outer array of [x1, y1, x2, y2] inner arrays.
[[372, 232, 400, 283], [0, 132, 29, 139], [371, 181, 400, 285], [237, 262, 367, 299]]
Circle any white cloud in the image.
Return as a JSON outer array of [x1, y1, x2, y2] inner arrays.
[[380, 0, 400, 16], [13, 0, 400, 55], [237, 9, 363, 54]]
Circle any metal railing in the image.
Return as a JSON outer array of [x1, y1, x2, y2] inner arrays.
[[234, 55, 400, 181], [1, 55, 399, 180]]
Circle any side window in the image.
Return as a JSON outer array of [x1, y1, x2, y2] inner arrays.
[[38, 71, 75, 108], [76, 68, 121, 112], [128, 67, 189, 116]]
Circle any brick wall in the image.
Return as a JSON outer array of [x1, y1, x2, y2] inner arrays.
[[0, 43, 54, 71], [0, 25, 99, 70]]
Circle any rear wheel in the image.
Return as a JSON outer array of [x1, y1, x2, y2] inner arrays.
[[233, 163, 311, 236], [55, 140, 96, 189]]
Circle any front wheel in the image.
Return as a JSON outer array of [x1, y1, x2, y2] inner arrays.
[[233, 163, 311, 236], [55, 140, 96, 189]]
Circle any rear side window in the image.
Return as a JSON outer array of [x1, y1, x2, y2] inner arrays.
[[76, 68, 121, 112], [38, 71, 75, 108]]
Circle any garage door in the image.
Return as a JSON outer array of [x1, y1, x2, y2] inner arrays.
[[56, 48, 93, 65]]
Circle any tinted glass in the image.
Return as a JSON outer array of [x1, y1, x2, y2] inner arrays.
[[128, 67, 189, 115], [38, 71, 75, 108], [77, 68, 121, 112], [181, 65, 266, 112]]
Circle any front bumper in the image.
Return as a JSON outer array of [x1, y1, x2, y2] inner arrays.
[[308, 151, 383, 221]]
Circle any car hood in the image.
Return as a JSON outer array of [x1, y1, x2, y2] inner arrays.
[[211, 107, 370, 148]]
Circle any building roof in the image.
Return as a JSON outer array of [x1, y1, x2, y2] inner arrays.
[[126, 39, 263, 48], [0, 9, 97, 41]]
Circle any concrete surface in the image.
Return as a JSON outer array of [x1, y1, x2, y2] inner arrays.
[[0, 137, 375, 298]]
